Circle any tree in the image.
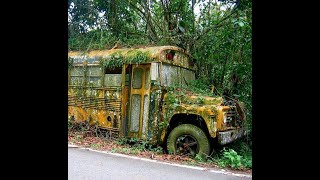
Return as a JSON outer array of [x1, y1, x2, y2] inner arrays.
[[68, 0, 252, 138]]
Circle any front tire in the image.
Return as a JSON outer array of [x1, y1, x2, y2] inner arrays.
[[167, 124, 210, 158]]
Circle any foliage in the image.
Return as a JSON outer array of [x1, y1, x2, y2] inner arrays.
[[68, 0, 252, 168], [226, 139, 252, 168], [68, 122, 251, 170], [100, 53, 124, 69], [195, 153, 206, 162], [115, 137, 164, 154], [188, 78, 213, 95], [90, 143, 101, 149], [68, 57, 74, 69], [99, 51, 151, 69], [196, 96, 204, 104], [210, 144, 251, 169], [217, 148, 243, 169], [68, 116, 74, 128], [158, 120, 169, 131]]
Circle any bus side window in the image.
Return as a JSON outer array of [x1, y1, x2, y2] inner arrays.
[[104, 67, 122, 87]]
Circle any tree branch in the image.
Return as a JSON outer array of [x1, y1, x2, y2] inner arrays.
[[123, 0, 159, 41], [195, 7, 238, 41]]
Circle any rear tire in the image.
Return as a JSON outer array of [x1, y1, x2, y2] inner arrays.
[[167, 124, 210, 158]]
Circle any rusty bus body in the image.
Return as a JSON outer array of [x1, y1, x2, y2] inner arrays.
[[68, 46, 246, 155]]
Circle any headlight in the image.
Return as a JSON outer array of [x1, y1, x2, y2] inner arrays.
[[223, 112, 227, 123]]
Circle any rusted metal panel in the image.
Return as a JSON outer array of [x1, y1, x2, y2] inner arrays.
[[150, 63, 159, 81], [160, 63, 195, 87], [68, 84, 121, 133], [161, 64, 179, 86], [145, 68, 150, 89], [68, 96, 121, 111], [68, 46, 246, 146], [161, 90, 224, 138], [68, 46, 196, 70], [127, 65, 151, 139], [147, 91, 157, 141], [217, 128, 246, 145], [68, 106, 89, 124], [142, 95, 150, 138], [159, 50, 193, 69], [70, 56, 101, 65], [120, 65, 129, 137]]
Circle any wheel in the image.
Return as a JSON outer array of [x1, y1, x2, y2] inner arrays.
[[167, 124, 210, 158]]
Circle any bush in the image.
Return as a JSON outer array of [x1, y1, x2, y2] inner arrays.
[[218, 148, 243, 169]]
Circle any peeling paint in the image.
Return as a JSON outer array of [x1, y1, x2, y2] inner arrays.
[[161, 88, 245, 141], [68, 46, 196, 71], [217, 128, 247, 145], [68, 46, 246, 146], [142, 95, 149, 138]]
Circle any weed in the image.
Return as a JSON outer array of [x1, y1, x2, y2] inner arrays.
[[121, 147, 130, 154], [217, 148, 243, 169], [150, 146, 163, 154], [90, 143, 101, 149], [111, 148, 118, 153], [185, 160, 198, 166], [130, 148, 140, 155], [76, 135, 82, 141], [115, 137, 128, 145], [195, 153, 206, 162], [127, 137, 139, 145], [227, 140, 252, 169], [158, 121, 169, 131], [196, 96, 204, 104], [241, 156, 252, 169]]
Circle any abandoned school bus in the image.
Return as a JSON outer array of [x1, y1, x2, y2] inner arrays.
[[68, 46, 246, 156]]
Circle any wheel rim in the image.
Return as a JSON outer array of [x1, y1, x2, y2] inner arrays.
[[175, 135, 199, 156]]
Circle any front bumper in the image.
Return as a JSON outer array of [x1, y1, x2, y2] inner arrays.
[[217, 128, 247, 145]]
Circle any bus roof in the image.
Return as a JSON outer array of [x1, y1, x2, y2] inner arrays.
[[68, 46, 196, 70]]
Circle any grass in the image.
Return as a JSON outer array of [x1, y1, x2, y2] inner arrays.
[[68, 123, 251, 171]]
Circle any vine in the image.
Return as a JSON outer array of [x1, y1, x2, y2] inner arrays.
[[99, 52, 124, 69], [99, 50, 152, 69], [68, 57, 74, 69]]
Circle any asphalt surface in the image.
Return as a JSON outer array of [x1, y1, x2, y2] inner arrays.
[[68, 147, 251, 180]]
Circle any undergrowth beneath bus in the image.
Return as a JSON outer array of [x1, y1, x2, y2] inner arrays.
[[68, 120, 252, 172]]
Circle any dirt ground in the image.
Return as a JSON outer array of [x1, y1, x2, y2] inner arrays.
[[68, 130, 252, 175]]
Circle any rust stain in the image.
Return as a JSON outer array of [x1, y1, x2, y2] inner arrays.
[[68, 46, 195, 70], [68, 46, 246, 146], [161, 89, 244, 140]]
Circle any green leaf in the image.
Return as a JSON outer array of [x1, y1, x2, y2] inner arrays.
[[238, 22, 244, 27]]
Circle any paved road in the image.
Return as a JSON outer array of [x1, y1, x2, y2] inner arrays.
[[68, 147, 251, 180]]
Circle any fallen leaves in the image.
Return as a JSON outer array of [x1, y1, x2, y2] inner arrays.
[[68, 130, 251, 174]]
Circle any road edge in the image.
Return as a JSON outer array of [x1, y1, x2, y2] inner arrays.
[[68, 144, 252, 178]]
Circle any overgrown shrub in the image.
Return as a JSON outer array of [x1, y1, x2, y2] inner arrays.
[[218, 148, 243, 169]]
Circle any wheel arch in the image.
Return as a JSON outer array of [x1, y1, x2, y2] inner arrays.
[[162, 113, 212, 151]]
